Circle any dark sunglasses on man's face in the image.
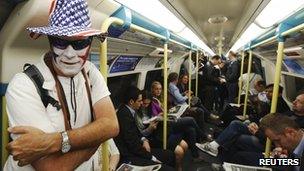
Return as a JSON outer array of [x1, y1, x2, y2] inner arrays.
[[48, 36, 93, 50]]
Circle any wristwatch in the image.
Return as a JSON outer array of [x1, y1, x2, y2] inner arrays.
[[61, 131, 71, 153]]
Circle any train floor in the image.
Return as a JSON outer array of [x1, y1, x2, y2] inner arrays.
[[182, 120, 223, 171], [182, 150, 220, 171]]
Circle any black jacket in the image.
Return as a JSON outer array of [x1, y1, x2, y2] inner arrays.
[[276, 96, 291, 114], [114, 105, 152, 160], [204, 62, 221, 86], [225, 60, 240, 83]]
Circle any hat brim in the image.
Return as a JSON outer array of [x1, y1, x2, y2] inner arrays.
[[27, 26, 102, 37]]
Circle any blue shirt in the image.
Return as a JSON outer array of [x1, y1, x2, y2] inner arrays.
[[169, 82, 187, 105], [293, 134, 304, 171]]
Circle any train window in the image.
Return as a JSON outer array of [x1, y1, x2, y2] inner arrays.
[[144, 69, 163, 90], [89, 53, 117, 69], [283, 74, 304, 102], [110, 56, 142, 73], [108, 74, 139, 108], [252, 56, 264, 79]]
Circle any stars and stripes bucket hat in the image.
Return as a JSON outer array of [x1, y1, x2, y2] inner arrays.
[[27, 0, 102, 37]]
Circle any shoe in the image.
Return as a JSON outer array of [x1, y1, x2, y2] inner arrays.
[[211, 163, 224, 171], [195, 142, 218, 157]]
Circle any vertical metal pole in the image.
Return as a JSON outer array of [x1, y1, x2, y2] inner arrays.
[[100, 37, 109, 171], [195, 51, 199, 97], [242, 50, 253, 117], [163, 43, 168, 149], [264, 41, 285, 158], [188, 51, 192, 107], [1, 97, 8, 168], [237, 51, 245, 105]]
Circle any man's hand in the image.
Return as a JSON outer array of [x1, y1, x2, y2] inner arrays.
[[219, 78, 226, 83], [185, 91, 192, 98], [247, 122, 259, 135], [6, 126, 61, 166], [270, 147, 288, 158], [142, 140, 151, 152], [148, 121, 158, 130]]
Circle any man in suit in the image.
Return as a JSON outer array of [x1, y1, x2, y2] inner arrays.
[[225, 51, 240, 103], [260, 113, 304, 171], [114, 86, 175, 171], [203, 55, 225, 110]]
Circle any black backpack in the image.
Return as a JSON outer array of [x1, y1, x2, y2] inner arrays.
[[23, 63, 61, 110]]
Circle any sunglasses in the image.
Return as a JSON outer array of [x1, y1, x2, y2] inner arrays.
[[48, 36, 93, 50]]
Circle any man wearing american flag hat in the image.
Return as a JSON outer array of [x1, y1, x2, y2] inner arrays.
[[4, 0, 119, 170]]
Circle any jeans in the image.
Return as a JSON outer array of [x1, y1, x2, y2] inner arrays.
[[215, 120, 250, 148], [234, 134, 264, 152], [217, 120, 265, 163]]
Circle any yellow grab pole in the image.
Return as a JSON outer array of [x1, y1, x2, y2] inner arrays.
[[163, 43, 168, 149], [100, 25, 109, 171], [237, 51, 245, 105], [195, 51, 199, 97], [242, 50, 253, 117], [188, 51, 192, 107], [100, 18, 124, 171], [1, 97, 8, 168], [264, 41, 285, 158]]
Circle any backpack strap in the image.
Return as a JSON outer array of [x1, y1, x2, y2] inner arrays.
[[23, 63, 61, 110]]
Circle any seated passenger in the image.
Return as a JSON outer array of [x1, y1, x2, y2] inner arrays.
[[251, 79, 266, 96], [260, 113, 304, 171], [138, 89, 205, 165], [177, 74, 193, 96], [168, 72, 219, 126], [168, 72, 191, 105], [221, 83, 289, 126], [197, 87, 292, 158], [137, 91, 186, 170], [114, 86, 175, 171], [199, 93, 304, 166], [93, 138, 120, 171], [177, 74, 221, 121], [238, 59, 263, 95], [213, 112, 304, 171], [230, 94, 304, 166], [152, 81, 206, 136]]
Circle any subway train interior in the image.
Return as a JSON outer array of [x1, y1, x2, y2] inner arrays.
[[1, 0, 304, 170]]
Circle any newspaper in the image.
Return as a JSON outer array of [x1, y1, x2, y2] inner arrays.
[[143, 104, 189, 124], [235, 115, 249, 121], [168, 104, 189, 118], [223, 162, 272, 171], [116, 163, 161, 171], [229, 103, 241, 108]]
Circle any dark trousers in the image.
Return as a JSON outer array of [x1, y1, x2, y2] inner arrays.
[[217, 120, 265, 163], [203, 85, 215, 111], [226, 82, 238, 103], [120, 148, 175, 171], [234, 134, 264, 152], [172, 117, 203, 158], [183, 107, 205, 131], [215, 120, 250, 147]]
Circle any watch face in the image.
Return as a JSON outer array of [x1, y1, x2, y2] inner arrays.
[[62, 142, 71, 153]]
